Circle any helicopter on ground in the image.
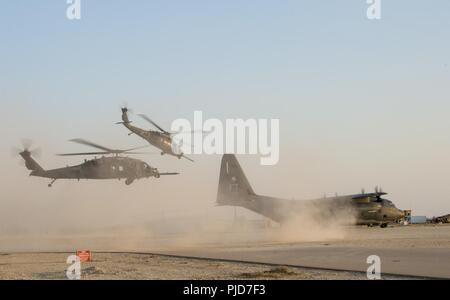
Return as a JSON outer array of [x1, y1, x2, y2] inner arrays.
[[118, 107, 194, 162], [16, 139, 179, 187]]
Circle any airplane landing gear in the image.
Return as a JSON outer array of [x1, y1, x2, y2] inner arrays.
[[48, 179, 56, 187], [125, 178, 134, 185], [161, 152, 165, 156], [380, 223, 388, 228]]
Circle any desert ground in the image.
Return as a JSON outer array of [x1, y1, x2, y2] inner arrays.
[[1, 224, 449, 279], [0, 252, 412, 280]]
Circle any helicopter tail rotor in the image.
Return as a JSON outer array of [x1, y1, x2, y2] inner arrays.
[[13, 139, 44, 172], [12, 139, 42, 158], [116, 102, 134, 124], [119, 106, 131, 124]]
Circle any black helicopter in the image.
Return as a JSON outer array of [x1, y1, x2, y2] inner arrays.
[[17, 139, 179, 187], [118, 107, 194, 162]]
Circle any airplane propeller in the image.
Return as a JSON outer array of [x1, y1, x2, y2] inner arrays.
[[374, 186, 385, 202], [374, 186, 384, 194], [352, 186, 387, 202]]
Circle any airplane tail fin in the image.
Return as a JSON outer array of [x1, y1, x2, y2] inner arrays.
[[216, 154, 293, 223], [20, 150, 44, 172], [216, 154, 256, 207]]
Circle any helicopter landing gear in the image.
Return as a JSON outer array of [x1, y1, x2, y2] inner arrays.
[[48, 179, 56, 188]]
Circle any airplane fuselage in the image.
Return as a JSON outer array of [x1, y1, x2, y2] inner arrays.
[[234, 194, 404, 226], [217, 154, 405, 227]]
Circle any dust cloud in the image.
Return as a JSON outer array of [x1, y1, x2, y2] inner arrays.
[[274, 205, 357, 243], [2, 138, 356, 254], [0, 198, 356, 253], [0, 148, 357, 252]]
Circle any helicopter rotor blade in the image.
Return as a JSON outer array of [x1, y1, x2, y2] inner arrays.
[[14, 139, 41, 158], [11, 146, 23, 157], [122, 145, 149, 152], [171, 129, 210, 135], [31, 148, 42, 159], [69, 139, 113, 152], [67, 138, 152, 156], [21, 138, 33, 150], [181, 155, 194, 162], [57, 151, 110, 156], [120, 101, 133, 114], [57, 151, 157, 156], [138, 114, 169, 134], [122, 151, 159, 155]]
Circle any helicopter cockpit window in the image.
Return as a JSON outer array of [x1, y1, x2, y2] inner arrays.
[[382, 199, 394, 207]]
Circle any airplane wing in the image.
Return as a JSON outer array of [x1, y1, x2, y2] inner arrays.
[[352, 192, 387, 200]]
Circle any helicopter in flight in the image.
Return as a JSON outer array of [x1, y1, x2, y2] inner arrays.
[[16, 139, 179, 187], [118, 107, 194, 162]]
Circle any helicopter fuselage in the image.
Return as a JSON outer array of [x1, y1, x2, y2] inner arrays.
[[31, 156, 159, 184], [123, 123, 179, 157]]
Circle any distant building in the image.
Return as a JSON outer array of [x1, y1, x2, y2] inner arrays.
[[410, 216, 427, 224]]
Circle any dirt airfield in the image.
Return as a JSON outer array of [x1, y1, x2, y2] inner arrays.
[[1, 223, 449, 279]]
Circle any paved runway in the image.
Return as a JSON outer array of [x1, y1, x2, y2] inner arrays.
[[153, 225, 450, 279], [155, 244, 449, 278]]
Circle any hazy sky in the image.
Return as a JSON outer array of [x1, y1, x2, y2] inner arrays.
[[1, 1, 450, 234]]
